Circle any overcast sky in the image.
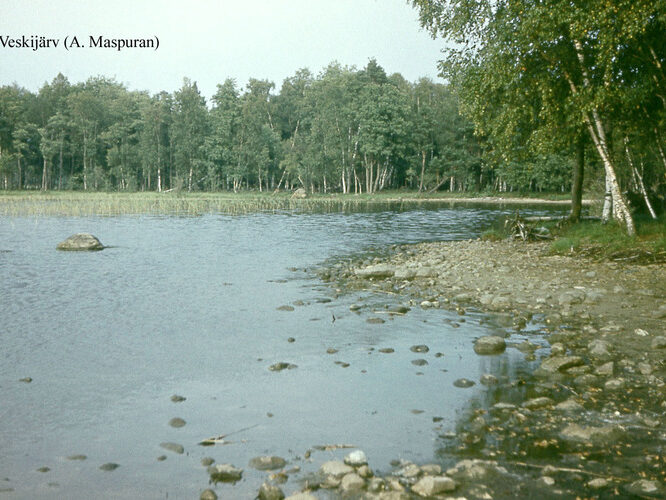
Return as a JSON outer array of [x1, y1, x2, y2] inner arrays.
[[0, 0, 446, 100]]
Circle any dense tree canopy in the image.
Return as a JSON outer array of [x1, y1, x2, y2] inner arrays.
[[412, 0, 666, 232], [1, 52, 647, 199]]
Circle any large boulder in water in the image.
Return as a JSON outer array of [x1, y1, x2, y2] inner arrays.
[[56, 233, 104, 251]]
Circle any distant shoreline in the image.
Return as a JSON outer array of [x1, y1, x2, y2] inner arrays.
[[0, 190, 595, 216]]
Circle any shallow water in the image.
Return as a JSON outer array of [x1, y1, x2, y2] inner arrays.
[[0, 204, 567, 498]]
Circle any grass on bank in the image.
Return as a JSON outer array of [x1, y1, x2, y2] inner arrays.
[[0, 190, 581, 216], [481, 210, 666, 263], [548, 216, 666, 262]]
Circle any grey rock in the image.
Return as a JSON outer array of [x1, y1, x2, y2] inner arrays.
[[491, 295, 511, 309], [537, 355, 584, 373], [560, 424, 625, 445], [522, 397, 554, 410], [379, 348, 395, 354], [558, 290, 585, 306], [269, 362, 297, 371], [355, 264, 395, 278], [319, 460, 353, 478], [411, 476, 456, 496], [595, 362, 614, 376], [395, 463, 421, 479], [208, 463, 243, 483], [344, 450, 368, 467], [585, 289, 605, 303], [367, 317, 386, 324], [604, 378, 625, 390], [170, 394, 186, 403], [410, 345, 429, 353], [573, 374, 599, 387], [200, 489, 217, 500], [284, 494, 318, 500], [587, 478, 610, 489], [411, 359, 428, 366], [652, 305, 666, 319], [415, 266, 437, 278], [56, 233, 104, 251], [340, 472, 365, 492], [159, 442, 184, 454], [249, 456, 286, 471], [554, 399, 584, 412], [588, 339, 612, 359], [453, 378, 475, 388], [367, 477, 385, 493], [549, 343, 566, 356], [651, 336, 666, 349], [624, 479, 665, 497], [446, 460, 505, 481], [420, 464, 442, 476], [474, 336, 506, 355], [394, 268, 417, 280], [258, 482, 285, 500], [537, 476, 555, 488]]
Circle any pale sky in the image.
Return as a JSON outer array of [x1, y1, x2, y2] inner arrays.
[[0, 0, 446, 100]]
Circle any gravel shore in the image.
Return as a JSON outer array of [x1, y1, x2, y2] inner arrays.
[[299, 238, 666, 499]]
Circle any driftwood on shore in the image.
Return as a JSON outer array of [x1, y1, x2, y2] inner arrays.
[[522, 216, 601, 222]]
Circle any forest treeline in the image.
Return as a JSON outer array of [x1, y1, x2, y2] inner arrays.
[[1, 59, 587, 195]]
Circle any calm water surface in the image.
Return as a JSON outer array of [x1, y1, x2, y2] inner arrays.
[[0, 205, 567, 498]]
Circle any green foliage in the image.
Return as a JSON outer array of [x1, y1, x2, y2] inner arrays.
[[549, 216, 666, 261], [411, 0, 666, 231]]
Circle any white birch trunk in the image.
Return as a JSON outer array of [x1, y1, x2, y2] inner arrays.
[[570, 40, 636, 235]]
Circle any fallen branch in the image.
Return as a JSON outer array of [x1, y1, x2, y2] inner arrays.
[[510, 461, 629, 482]]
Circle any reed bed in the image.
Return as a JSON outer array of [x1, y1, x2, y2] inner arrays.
[[0, 191, 579, 217]]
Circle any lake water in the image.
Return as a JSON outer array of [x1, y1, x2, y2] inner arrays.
[[0, 203, 568, 499]]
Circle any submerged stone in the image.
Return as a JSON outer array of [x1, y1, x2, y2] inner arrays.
[[411, 476, 457, 496], [258, 482, 285, 500], [249, 456, 286, 471], [269, 362, 297, 371], [200, 489, 218, 500], [99, 463, 119, 471], [453, 378, 475, 388], [56, 233, 104, 251], [169, 417, 186, 428], [208, 463, 243, 483], [474, 336, 506, 355]]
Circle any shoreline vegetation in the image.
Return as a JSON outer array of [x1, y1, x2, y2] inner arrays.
[[0, 190, 593, 217]]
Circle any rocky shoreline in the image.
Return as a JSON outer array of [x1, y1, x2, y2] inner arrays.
[[281, 239, 664, 499]]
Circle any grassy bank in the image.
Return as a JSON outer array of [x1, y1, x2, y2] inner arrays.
[[549, 216, 666, 262], [0, 190, 587, 216]]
